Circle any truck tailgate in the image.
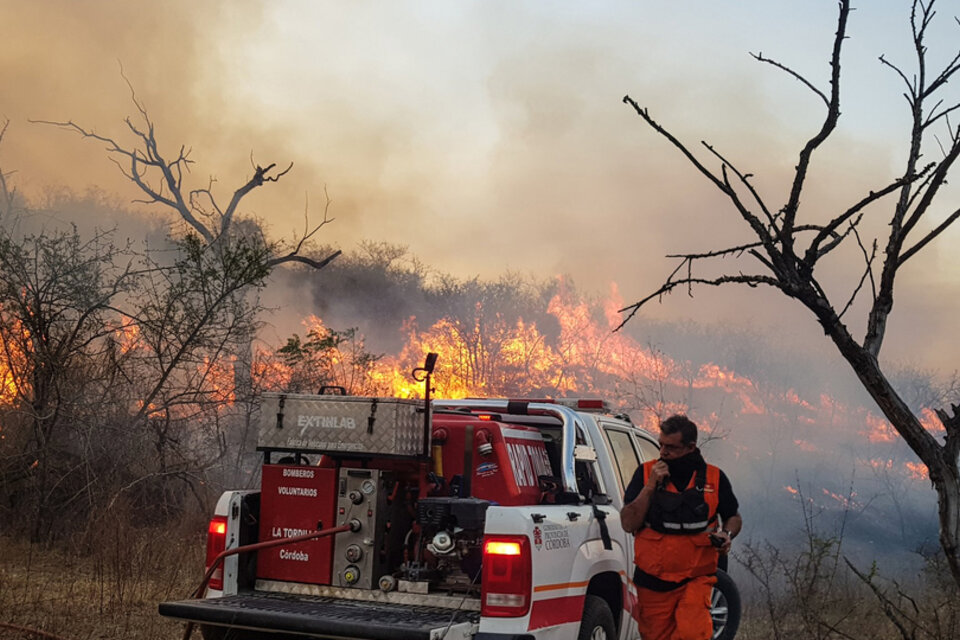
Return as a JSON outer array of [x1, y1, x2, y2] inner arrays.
[[159, 592, 479, 640]]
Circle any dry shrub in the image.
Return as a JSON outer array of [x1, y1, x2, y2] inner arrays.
[[0, 505, 207, 640], [734, 483, 960, 640]]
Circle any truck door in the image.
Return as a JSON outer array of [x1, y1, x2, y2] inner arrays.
[[600, 424, 660, 640]]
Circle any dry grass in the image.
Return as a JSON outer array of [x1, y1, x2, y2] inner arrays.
[[0, 516, 205, 640], [2, 512, 957, 640]]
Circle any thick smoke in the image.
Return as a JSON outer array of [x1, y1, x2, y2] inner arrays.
[[2, 0, 956, 577], [4, 1, 957, 375]]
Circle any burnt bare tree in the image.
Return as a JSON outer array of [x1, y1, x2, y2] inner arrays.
[[33, 76, 340, 271], [622, 0, 960, 585]]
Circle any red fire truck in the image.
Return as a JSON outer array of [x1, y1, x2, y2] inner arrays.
[[160, 383, 740, 640]]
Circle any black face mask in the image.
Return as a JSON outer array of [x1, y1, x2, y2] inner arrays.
[[663, 448, 705, 487], [664, 449, 699, 473]]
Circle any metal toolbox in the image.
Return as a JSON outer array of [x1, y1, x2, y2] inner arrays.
[[258, 393, 429, 458]]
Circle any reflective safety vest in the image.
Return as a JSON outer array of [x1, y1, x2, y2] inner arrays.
[[633, 460, 721, 582]]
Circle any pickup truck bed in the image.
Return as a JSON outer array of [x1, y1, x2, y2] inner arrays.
[[159, 591, 480, 640]]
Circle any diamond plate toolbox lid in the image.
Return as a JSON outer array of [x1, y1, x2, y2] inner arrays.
[[258, 393, 429, 458]]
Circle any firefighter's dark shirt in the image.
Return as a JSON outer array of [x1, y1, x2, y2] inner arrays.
[[623, 450, 739, 591]]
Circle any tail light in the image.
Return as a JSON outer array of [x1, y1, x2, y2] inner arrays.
[[205, 516, 228, 591], [481, 535, 532, 617]]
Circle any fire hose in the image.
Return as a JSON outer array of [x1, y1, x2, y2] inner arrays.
[[181, 522, 355, 640]]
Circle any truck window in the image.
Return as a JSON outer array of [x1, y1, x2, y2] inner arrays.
[[605, 428, 640, 491], [636, 435, 660, 463]]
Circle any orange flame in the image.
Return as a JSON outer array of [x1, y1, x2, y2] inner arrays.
[[249, 279, 949, 499], [0, 312, 29, 406], [905, 461, 929, 480], [112, 315, 142, 354], [862, 412, 898, 443]]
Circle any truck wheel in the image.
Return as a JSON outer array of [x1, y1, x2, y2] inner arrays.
[[578, 594, 616, 640], [711, 569, 741, 640]]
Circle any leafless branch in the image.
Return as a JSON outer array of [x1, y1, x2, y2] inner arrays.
[[897, 133, 960, 263], [900, 203, 960, 265], [923, 99, 960, 130], [665, 240, 767, 261], [838, 225, 876, 320], [189, 176, 223, 220], [615, 266, 780, 331], [781, 0, 849, 242], [844, 557, 938, 640], [701, 142, 777, 233], [879, 55, 916, 102], [119, 61, 148, 122], [290, 186, 333, 257], [805, 167, 931, 264], [215, 161, 294, 244], [31, 115, 214, 242], [266, 195, 341, 268], [267, 250, 342, 270], [919, 43, 960, 100], [751, 51, 830, 107], [621, 97, 731, 197]]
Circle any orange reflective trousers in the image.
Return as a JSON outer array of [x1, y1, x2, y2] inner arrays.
[[634, 574, 716, 640]]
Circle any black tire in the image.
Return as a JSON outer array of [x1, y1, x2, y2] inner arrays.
[[578, 594, 616, 640], [711, 569, 742, 640]]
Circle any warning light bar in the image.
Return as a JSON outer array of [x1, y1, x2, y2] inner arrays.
[[553, 398, 610, 412], [500, 398, 610, 412]]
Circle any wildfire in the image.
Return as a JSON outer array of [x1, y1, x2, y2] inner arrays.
[[863, 412, 898, 443], [919, 408, 945, 434], [905, 461, 929, 480], [112, 315, 142, 354], [0, 312, 28, 406], [822, 487, 860, 509], [199, 355, 237, 406], [0, 347, 17, 405], [245, 280, 949, 496]]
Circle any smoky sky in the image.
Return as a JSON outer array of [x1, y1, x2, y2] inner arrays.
[[1, 0, 958, 372]]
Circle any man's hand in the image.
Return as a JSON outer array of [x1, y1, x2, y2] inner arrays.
[[710, 530, 733, 554], [649, 460, 670, 487], [715, 513, 742, 555], [621, 464, 668, 533]]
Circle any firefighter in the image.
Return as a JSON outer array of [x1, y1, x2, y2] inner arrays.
[[621, 415, 742, 640]]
